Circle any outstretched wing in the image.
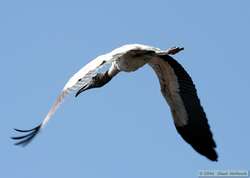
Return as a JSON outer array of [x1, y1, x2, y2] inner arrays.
[[149, 55, 218, 161], [12, 54, 114, 146]]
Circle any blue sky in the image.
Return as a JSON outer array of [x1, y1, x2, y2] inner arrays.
[[1, 0, 250, 177]]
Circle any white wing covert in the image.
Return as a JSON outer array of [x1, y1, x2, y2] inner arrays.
[[149, 54, 218, 161], [12, 54, 114, 146]]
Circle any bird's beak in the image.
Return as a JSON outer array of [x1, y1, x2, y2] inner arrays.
[[75, 72, 113, 97], [75, 74, 111, 97], [75, 84, 93, 97]]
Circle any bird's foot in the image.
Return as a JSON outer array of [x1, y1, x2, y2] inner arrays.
[[166, 47, 184, 55]]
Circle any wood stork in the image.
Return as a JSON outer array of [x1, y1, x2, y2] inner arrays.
[[12, 44, 218, 161]]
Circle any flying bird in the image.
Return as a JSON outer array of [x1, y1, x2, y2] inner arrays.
[[12, 44, 218, 161]]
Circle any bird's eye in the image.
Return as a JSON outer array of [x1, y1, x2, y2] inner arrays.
[[100, 61, 106, 65], [93, 75, 98, 80]]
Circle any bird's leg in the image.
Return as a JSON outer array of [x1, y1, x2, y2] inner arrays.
[[75, 63, 120, 97], [166, 46, 184, 55]]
